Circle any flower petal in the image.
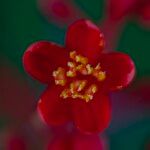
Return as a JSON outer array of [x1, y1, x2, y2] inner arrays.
[[65, 19, 105, 62], [73, 132, 104, 150], [38, 0, 86, 27], [109, 0, 137, 20], [23, 41, 68, 84], [99, 52, 135, 91], [71, 93, 111, 134], [48, 131, 104, 150], [6, 135, 26, 150], [38, 86, 71, 126], [138, 3, 150, 26]]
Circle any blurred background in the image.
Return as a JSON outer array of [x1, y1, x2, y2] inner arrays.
[[1, 0, 150, 149]]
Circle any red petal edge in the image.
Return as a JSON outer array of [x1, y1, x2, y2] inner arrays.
[[23, 41, 68, 84], [99, 52, 135, 91], [71, 93, 111, 134], [65, 19, 105, 62], [38, 86, 71, 126]]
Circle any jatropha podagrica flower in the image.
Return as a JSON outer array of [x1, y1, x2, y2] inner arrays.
[[23, 19, 135, 134], [38, 0, 85, 27], [47, 131, 105, 150], [108, 0, 150, 25]]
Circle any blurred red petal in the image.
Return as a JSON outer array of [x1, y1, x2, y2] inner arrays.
[[138, 3, 150, 26], [108, 0, 137, 20], [6, 135, 26, 150], [48, 131, 104, 150], [73, 133, 104, 150], [38, 0, 85, 26], [0, 61, 35, 124], [51, 0, 73, 18]]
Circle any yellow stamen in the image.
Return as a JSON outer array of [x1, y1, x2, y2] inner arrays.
[[77, 80, 87, 92], [86, 64, 93, 74], [75, 55, 88, 64], [70, 51, 76, 60], [70, 80, 87, 93], [72, 93, 81, 99], [86, 84, 98, 95], [76, 64, 87, 75], [52, 51, 107, 102], [66, 70, 76, 77], [82, 84, 98, 102], [55, 80, 66, 86], [83, 94, 93, 102], [97, 71, 106, 81], [60, 89, 70, 99], [93, 64, 106, 81], [67, 62, 76, 77], [70, 51, 88, 65], [95, 63, 101, 70], [67, 62, 75, 68], [52, 67, 66, 86]]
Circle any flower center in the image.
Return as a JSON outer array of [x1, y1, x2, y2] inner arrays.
[[52, 51, 106, 102]]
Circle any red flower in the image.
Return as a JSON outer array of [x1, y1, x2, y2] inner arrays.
[[38, 0, 85, 27], [108, 0, 150, 25], [6, 135, 26, 150], [23, 19, 135, 134], [47, 131, 105, 150]]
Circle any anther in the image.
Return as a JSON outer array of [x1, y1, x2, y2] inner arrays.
[[70, 51, 76, 60], [95, 63, 101, 70], [70, 51, 88, 65], [93, 64, 106, 81], [53, 51, 106, 102], [86, 64, 93, 74], [86, 84, 98, 95], [70, 80, 87, 93], [75, 55, 88, 64], [52, 67, 66, 86], [60, 89, 71, 99], [67, 62, 76, 77]]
